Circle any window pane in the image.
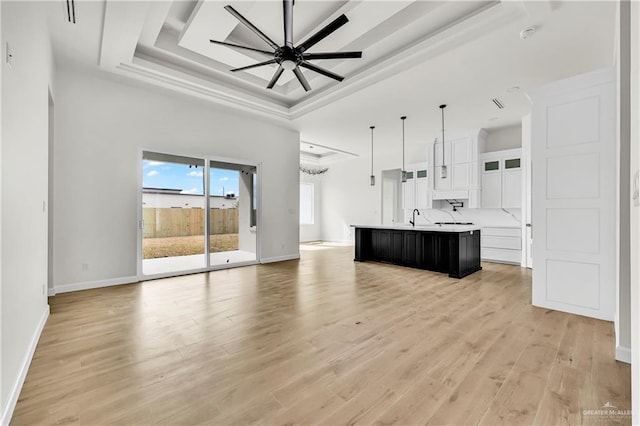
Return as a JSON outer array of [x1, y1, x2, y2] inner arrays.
[[300, 183, 314, 225], [406, 171, 414, 179], [417, 170, 427, 178], [505, 158, 521, 169], [484, 160, 499, 171]]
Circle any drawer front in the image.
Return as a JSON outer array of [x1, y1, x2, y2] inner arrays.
[[482, 235, 521, 250], [482, 227, 521, 237], [482, 247, 521, 264]]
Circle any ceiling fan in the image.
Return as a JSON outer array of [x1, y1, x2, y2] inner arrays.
[[209, 0, 363, 92]]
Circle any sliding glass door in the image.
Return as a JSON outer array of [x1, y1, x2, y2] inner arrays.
[[141, 151, 258, 277], [209, 161, 257, 267]]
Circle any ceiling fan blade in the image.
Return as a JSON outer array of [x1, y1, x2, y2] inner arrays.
[[210, 39, 275, 56], [283, 0, 293, 47], [231, 59, 278, 72], [293, 67, 311, 92], [224, 5, 279, 50], [298, 14, 348, 52], [300, 61, 344, 82], [267, 66, 285, 89], [303, 51, 362, 60]]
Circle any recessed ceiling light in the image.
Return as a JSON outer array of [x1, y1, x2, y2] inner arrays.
[[507, 86, 521, 93], [520, 26, 536, 40]]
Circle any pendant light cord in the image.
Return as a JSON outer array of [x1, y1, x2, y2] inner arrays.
[[440, 105, 446, 166], [401, 116, 407, 171], [370, 126, 375, 175]]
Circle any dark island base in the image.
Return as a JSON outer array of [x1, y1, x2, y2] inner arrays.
[[354, 227, 482, 279]]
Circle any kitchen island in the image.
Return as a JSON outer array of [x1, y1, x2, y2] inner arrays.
[[353, 224, 482, 278]]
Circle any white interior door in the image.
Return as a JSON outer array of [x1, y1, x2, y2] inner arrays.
[[530, 68, 616, 321]]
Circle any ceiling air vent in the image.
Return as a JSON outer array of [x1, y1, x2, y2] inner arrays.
[[491, 98, 505, 109]]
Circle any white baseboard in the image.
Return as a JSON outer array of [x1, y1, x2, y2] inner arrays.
[[616, 345, 631, 364], [260, 254, 300, 264], [1, 306, 49, 426], [54, 275, 138, 294], [47, 287, 56, 297]]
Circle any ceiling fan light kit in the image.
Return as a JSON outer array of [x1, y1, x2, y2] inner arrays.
[[210, 0, 363, 92]]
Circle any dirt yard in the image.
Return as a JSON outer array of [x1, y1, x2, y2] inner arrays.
[[143, 234, 239, 259]]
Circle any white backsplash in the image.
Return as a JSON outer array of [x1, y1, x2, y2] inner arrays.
[[409, 208, 521, 228]]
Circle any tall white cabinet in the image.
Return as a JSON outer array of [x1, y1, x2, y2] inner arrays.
[[402, 164, 431, 222], [480, 148, 522, 209]]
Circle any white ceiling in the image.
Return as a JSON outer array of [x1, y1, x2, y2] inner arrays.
[[45, 1, 617, 162]]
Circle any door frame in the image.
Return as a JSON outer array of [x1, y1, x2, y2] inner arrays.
[[136, 147, 262, 281]]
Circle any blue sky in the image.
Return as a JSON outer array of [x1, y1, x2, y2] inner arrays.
[[143, 160, 239, 196]]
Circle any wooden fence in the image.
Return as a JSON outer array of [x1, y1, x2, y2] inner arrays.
[[143, 208, 239, 238]]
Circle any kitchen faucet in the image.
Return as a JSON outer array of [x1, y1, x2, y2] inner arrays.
[[409, 209, 420, 227]]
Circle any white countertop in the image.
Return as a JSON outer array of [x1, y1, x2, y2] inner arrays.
[[352, 224, 481, 233]]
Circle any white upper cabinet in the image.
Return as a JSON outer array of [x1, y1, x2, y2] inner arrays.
[[402, 164, 430, 222], [431, 130, 485, 207], [402, 170, 415, 211], [502, 158, 522, 209], [480, 149, 522, 209]]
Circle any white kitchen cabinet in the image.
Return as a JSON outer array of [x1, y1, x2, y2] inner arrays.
[[480, 149, 521, 209], [431, 130, 484, 207], [402, 164, 430, 222], [402, 171, 415, 211], [415, 169, 429, 208], [502, 169, 522, 208], [481, 226, 522, 264], [481, 171, 501, 208]]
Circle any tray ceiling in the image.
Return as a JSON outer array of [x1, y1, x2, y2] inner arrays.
[[98, 0, 513, 120]]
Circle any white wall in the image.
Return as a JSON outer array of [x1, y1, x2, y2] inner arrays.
[[1, 1, 53, 422], [53, 67, 300, 288], [300, 172, 322, 242], [630, 0, 640, 421], [616, 0, 631, 363], [482, 124, 522, 153], [320, 149, 402, 242]]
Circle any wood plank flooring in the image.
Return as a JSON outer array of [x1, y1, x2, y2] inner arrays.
[[11, 244, 631, 425]]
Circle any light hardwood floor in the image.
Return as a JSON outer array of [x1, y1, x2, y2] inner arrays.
[[12, 244, 631, 425]]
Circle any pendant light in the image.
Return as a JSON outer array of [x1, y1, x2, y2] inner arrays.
[[401, 116, 407, 182], [439, 104, 447, 179], [370, 126, 376, 186]]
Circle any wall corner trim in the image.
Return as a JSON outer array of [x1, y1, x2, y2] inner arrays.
[[260, 254, 301, 264], [616, 345, 632, 364], [1, 306, 50, 426]]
